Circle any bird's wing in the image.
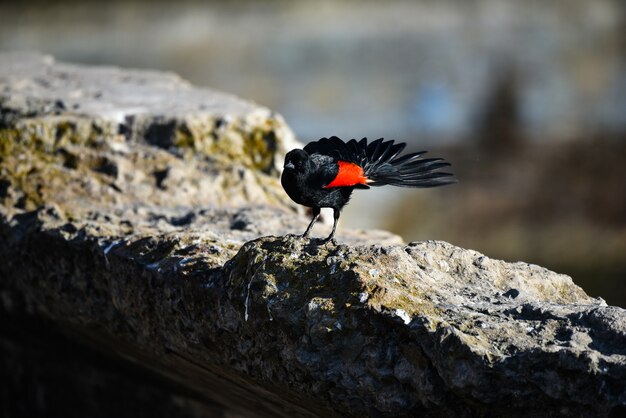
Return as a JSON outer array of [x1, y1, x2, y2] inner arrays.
[[304, 136, 367, 165], [303, 136, 455, 188], [303, 136, 406, 171], [306, 153, 339, 188], [305, 137, 370, 189], [322, 161, 369, 188]]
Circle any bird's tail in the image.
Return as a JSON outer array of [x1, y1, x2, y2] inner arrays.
[[361, 138, 457, 188]]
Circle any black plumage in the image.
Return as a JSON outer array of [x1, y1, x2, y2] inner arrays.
[[281, 136, 457, 243]]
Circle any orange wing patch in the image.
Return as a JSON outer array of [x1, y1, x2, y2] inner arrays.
[[323, 161, 368, 188]]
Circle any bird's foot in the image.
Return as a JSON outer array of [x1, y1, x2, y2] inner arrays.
[[318, 237, 338, 246]]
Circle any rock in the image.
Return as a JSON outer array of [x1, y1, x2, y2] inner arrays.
[[1, 53, 625, 417], [0, 51, 299, 217], [225, 238, 625, 416]]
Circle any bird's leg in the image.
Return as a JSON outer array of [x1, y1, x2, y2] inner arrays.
[[302, 207, 321, 238], [320, 208, 339, 245]]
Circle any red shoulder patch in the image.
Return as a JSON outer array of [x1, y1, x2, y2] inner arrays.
[[323, 161, 368, 188]]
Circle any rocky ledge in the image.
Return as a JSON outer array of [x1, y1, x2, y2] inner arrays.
[[1, 53, 625, 417]]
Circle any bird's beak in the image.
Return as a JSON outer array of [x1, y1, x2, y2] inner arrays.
[[284, 161, 295, 170]]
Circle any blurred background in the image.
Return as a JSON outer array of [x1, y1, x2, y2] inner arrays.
[[1, 0, 624, 306]]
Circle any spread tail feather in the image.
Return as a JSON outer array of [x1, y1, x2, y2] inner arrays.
[[362, 138, 457, 188]]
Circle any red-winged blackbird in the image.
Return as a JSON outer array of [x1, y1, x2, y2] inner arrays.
[[281, 136, 457, 243]]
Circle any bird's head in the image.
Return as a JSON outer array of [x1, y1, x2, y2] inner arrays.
[[283, 149, 309, 172]]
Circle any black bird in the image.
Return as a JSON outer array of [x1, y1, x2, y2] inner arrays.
[[281, 136, 457, 243]]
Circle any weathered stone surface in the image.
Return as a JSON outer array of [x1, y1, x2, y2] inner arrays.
[[225, 238, 626, 416], [1, 53, 625, 417], [0, 51, 299, 217]]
